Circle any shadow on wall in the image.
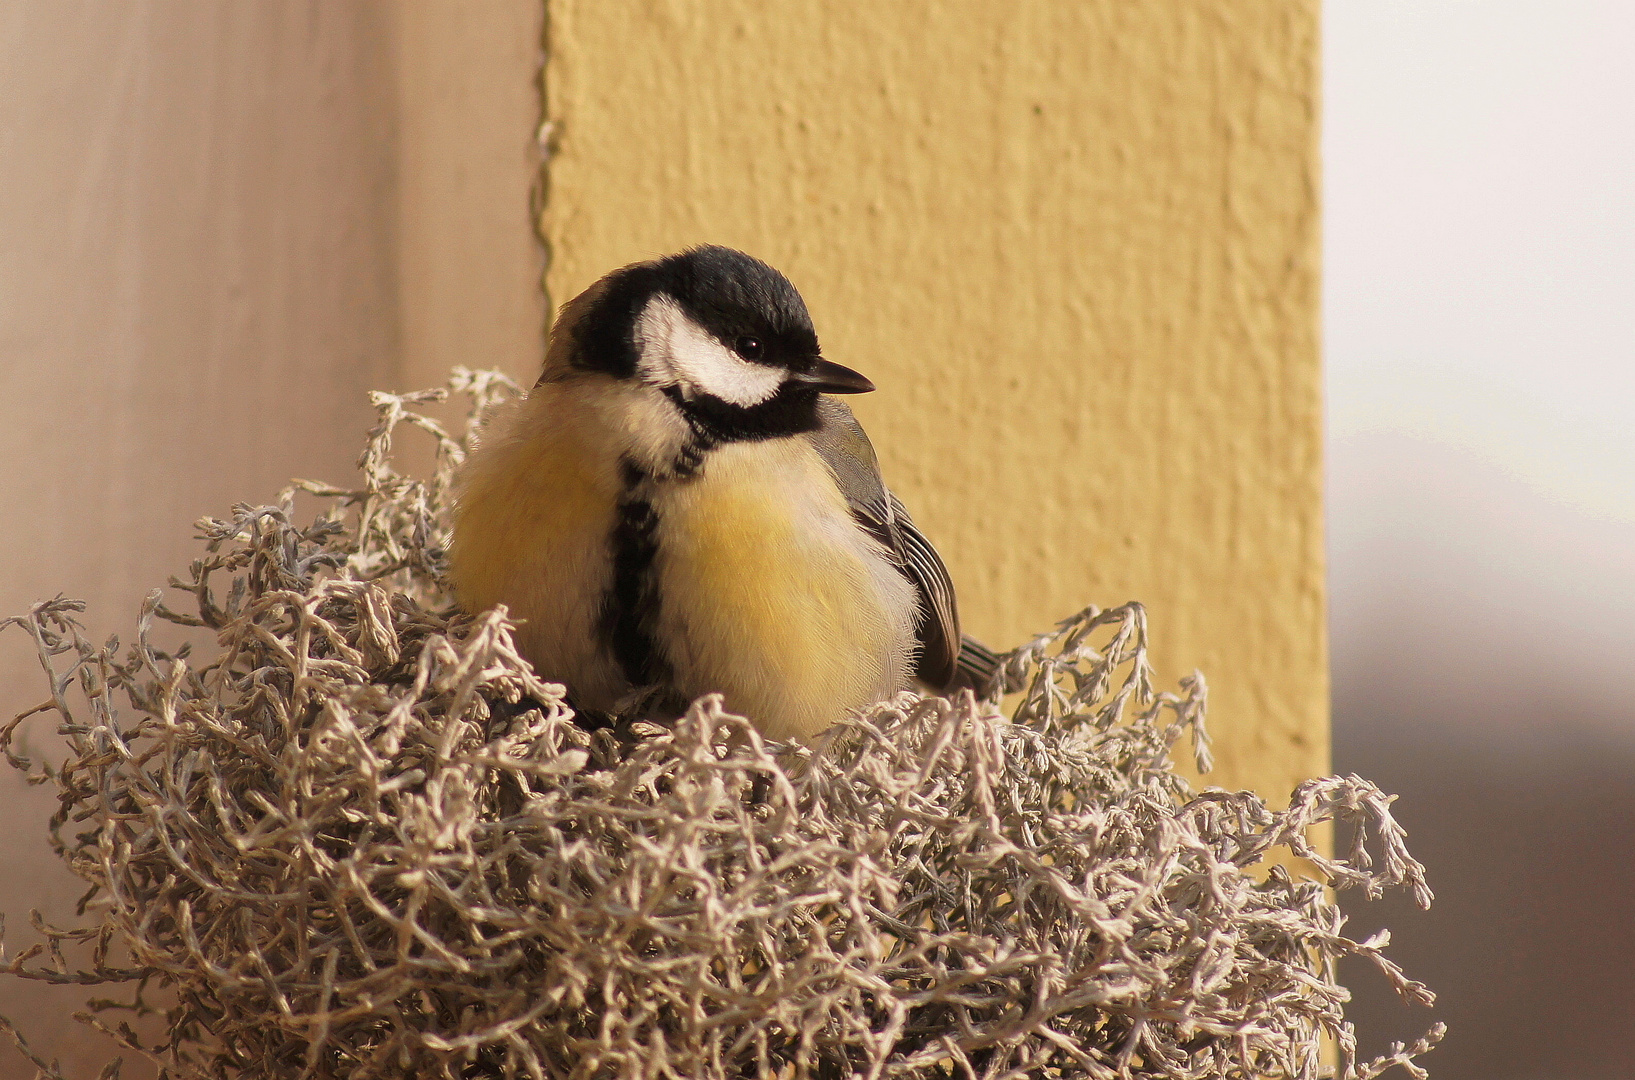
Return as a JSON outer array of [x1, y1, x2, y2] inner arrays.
[[1330, 433, 1635, 1080]]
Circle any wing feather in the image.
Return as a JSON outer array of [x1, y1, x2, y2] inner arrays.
[[807, 399, 963, 691]]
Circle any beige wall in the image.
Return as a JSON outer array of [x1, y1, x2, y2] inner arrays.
[[544, 0, 1326, 797], [393, 1, 546, 390], [0, 4, 544, 1070], [0, 5, 400, 1074]]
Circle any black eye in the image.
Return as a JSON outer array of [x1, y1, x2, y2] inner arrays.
[[734, 336, 764, 361]]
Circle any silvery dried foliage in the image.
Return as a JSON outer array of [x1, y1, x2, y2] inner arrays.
[[1, 371, 1440, 1080]]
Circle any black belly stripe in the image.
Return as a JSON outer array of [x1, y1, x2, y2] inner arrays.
[[672, 439, 709, 479], [602, 459, 670, 688]]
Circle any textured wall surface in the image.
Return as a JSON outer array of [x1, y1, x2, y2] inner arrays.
[[544, 0, 1325, 798], [0, 5, 399, 1075]]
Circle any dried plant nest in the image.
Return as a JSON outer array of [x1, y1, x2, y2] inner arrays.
[[0, 371, 1440, 1080]]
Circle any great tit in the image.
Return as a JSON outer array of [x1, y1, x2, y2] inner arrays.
[[449, 246, 996, 741]]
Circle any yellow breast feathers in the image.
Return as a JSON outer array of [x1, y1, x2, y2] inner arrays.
[[448, 393, 628, 711], [450, 384, 918, 740], [652, 437, 917, 740]]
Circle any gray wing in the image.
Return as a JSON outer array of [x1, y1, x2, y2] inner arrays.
[[807, 398, 963, 691]]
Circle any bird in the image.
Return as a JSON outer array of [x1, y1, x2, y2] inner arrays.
[[448, 245, 997, 741]]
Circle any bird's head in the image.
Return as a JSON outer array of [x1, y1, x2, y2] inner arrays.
[[547, 246, 873, 441]]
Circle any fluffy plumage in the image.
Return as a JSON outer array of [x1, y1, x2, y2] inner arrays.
[[449, 246, 990, 739]]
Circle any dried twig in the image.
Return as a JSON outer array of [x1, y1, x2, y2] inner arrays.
[[0, 369, 1437, 1079]]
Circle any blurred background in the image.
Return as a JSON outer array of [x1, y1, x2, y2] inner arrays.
[[1326, 1, 1635, 1075]]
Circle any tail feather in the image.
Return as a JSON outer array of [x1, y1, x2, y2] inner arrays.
[[950, 635, 1003, 696]]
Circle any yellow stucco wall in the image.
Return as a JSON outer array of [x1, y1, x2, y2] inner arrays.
[[542, 1, 1325, 800]]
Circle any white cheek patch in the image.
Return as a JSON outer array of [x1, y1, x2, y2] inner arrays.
[[632, 294, 785, 407]]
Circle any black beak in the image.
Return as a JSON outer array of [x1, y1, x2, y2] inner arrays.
[[792, 358, 875, 394]]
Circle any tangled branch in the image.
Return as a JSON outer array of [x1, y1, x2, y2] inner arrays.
[[1, 370, 1437, 1079]]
